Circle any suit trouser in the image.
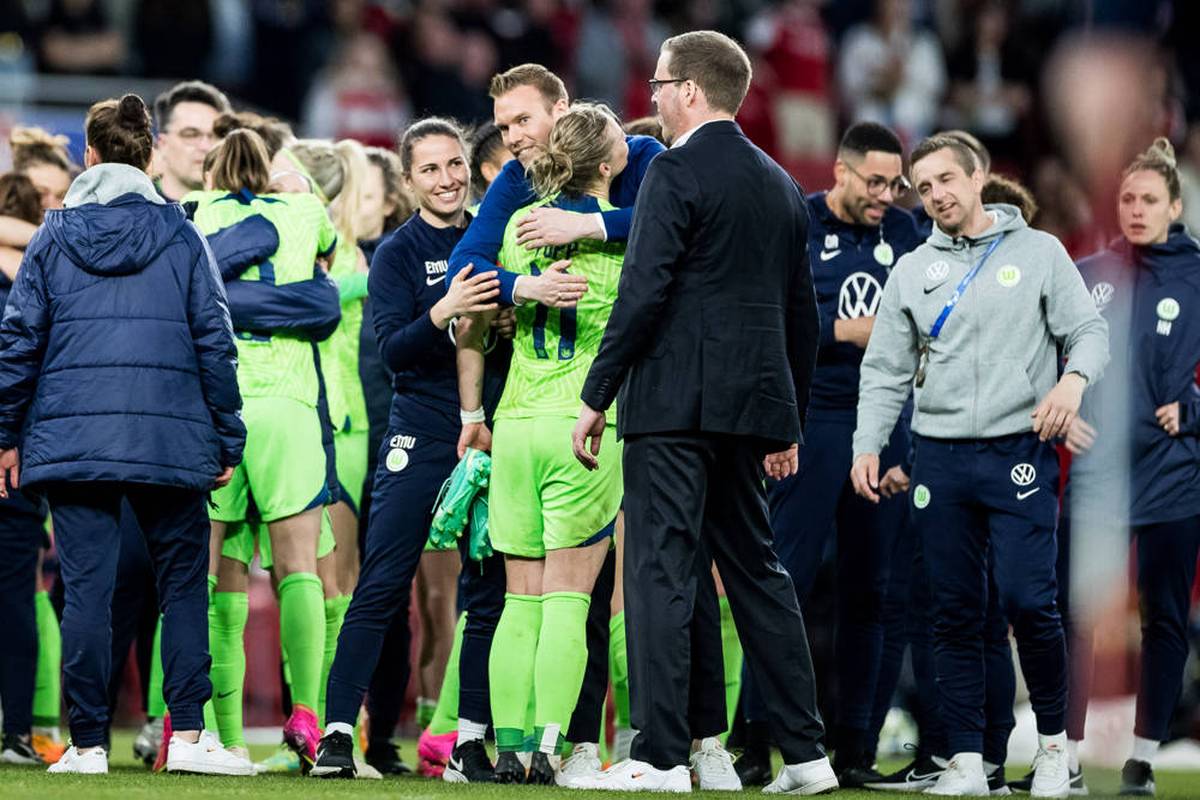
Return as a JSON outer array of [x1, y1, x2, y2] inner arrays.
[[623, 432, 824, 769], [0, 507, 43, 735], [910, 434, 1066, 755], [1133, 514, 1200, 742], [743, 416, 904, 751], [45, 481, 212, 746]]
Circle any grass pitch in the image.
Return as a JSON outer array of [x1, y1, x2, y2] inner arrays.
[[0, 732, 1195, 799]]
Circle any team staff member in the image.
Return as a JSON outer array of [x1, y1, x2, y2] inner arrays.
[[734, 121, 921, 789], [851, 135, 1108, 798], [0, 94, 246, 776], [152, 81, 231, 202], [313, 119, 506, 780], [1068, 139, 1200, 798]]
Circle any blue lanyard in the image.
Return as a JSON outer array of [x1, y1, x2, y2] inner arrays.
[[928, 234, 1006, 339]]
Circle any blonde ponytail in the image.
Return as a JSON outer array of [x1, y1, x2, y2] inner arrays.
[[1124, 136, 1182, 201], [527, 102, 621, 199]]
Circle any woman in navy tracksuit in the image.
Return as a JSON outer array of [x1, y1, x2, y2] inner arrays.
[[314, 118, 508, 779], [0, 94, 245, 775], [1071, 138, 1200, 796]]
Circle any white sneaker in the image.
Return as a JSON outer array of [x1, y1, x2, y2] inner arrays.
[[1030, 735, 1071, 799], [613, 728, 637, 763], [166, 731, 254, 776], [925, 753, 989, 796], [47, 746, 108, 774], [354, 757, 383, 780], [690, 737, 741, 791], [577, 758, 692, 792], [558, 742, 603, 787], [763, 757, 838, 795]]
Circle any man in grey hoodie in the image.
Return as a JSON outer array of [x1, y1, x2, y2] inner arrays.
[[850, 135, 1108, 799]]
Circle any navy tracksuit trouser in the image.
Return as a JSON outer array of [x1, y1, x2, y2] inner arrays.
[[1133, 514, 1200, 742], [0, 504, 43, 736], [910, 433, 1066, 755], [744, 415, 906, 751], [45, 481, 212, 746]]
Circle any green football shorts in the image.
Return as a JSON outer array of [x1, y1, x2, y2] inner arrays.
[[221, 507, 336, 569], [489, 416, 622, 559], [208, 396, 330, 525], [333, 428, 369, 515]]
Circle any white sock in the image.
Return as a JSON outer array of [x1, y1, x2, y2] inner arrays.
[[456, 718, 487, 747], [983, 760, 1000, 775], [950, 752, 984, 774], [326, 721, 354, 737], [1067, 740, 1080, 772], [1039, 730, 1068, 751], [1131, 736, 1159, 765]]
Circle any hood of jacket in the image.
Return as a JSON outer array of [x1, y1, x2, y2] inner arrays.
[[927, 203, 1027, 251], [47, 163, 186, 276]]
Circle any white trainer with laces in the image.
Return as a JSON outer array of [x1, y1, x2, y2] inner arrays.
[[925, 752, 989, 796], [557, 742, 604, 787], [577, 758, 692, 792], [1030, 735, 1071, 799], [763, 756, 838, 795], [166, 731, 254, 776], [47, 746, 109, 774], [690, 737, 741, 791]]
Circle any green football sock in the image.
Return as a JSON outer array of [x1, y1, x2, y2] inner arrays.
[[488, 593, 541, 752], [146, 617, 166, 719], [719, 595, 743, 737], [534, 591, 590, 754], [427, 613, 465, 735], [609, 610, 630, 729], [319, 594, 351, 722], [277, 572, 325, 712], [32, 590, 61, 727], [211, 591, 249, 747]]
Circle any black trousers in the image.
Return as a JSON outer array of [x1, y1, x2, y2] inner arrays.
[[0, 506, 42, 736], [623, 432, 824, 768]]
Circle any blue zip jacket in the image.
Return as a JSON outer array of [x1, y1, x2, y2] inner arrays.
[[0, 164, 245, 490], [807, 191, 922, 416], [447, 134, 664, 303], [1074, 225, 1200, 525]]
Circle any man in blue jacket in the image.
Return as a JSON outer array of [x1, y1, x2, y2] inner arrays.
[[0, 94, 247, 776]]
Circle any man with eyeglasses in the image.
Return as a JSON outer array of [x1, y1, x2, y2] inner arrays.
[[733, 121, 923, 790], [152, 81, 231, 201]]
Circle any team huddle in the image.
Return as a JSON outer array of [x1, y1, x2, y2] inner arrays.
[[0, 26, 1196, 800]]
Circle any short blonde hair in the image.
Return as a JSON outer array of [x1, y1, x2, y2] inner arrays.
[[488, 63, 568, 107]]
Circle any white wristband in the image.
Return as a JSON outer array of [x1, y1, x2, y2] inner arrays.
[[460, 407, 486, 424]]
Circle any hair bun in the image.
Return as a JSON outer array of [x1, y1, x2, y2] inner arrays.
[[1149, 136, 1177, 169], [117, 94, 148, 127]]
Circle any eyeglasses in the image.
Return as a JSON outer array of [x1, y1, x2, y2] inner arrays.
[[648, 77, 688, 95], [167, 127, 219, 145], [844, 161, 912, 199]]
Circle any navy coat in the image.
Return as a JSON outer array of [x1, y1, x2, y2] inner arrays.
[[0, 181, 245, 491]]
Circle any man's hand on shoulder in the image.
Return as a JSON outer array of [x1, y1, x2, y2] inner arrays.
[[512, 259, 588, 308], [516, 207, 603, 250]]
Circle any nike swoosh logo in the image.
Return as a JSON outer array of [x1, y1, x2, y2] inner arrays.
[[923, 286, 938, 294], [1016, 488, 1040, 500], [909, 769, 943, 781], [448, 756, 463, 771], [427, 274, 446, 286], [819, 250, 840, 261], [217, 690, 236, 699]]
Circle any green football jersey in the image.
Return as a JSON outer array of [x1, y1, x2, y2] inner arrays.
[[187, 190, 338, 406], [318, 236, 368, 433], [494, 195, 625, 422]]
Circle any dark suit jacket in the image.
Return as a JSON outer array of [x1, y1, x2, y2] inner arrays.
[[581, 120, 820, 447]]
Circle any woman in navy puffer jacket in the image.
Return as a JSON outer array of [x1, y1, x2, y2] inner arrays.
[[0, 94, 248, 776]]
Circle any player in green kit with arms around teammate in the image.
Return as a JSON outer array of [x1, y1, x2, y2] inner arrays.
[[456, 103, 629, 786]]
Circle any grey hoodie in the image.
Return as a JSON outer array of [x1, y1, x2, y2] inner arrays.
[[63, 162, 165, 208], [852, 204, 1109, 456]]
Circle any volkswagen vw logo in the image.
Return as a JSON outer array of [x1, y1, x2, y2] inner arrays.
[[1091, 282, 1114, 311], [838, 272, 883, 319], [1010, 463, 1036, 486]]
